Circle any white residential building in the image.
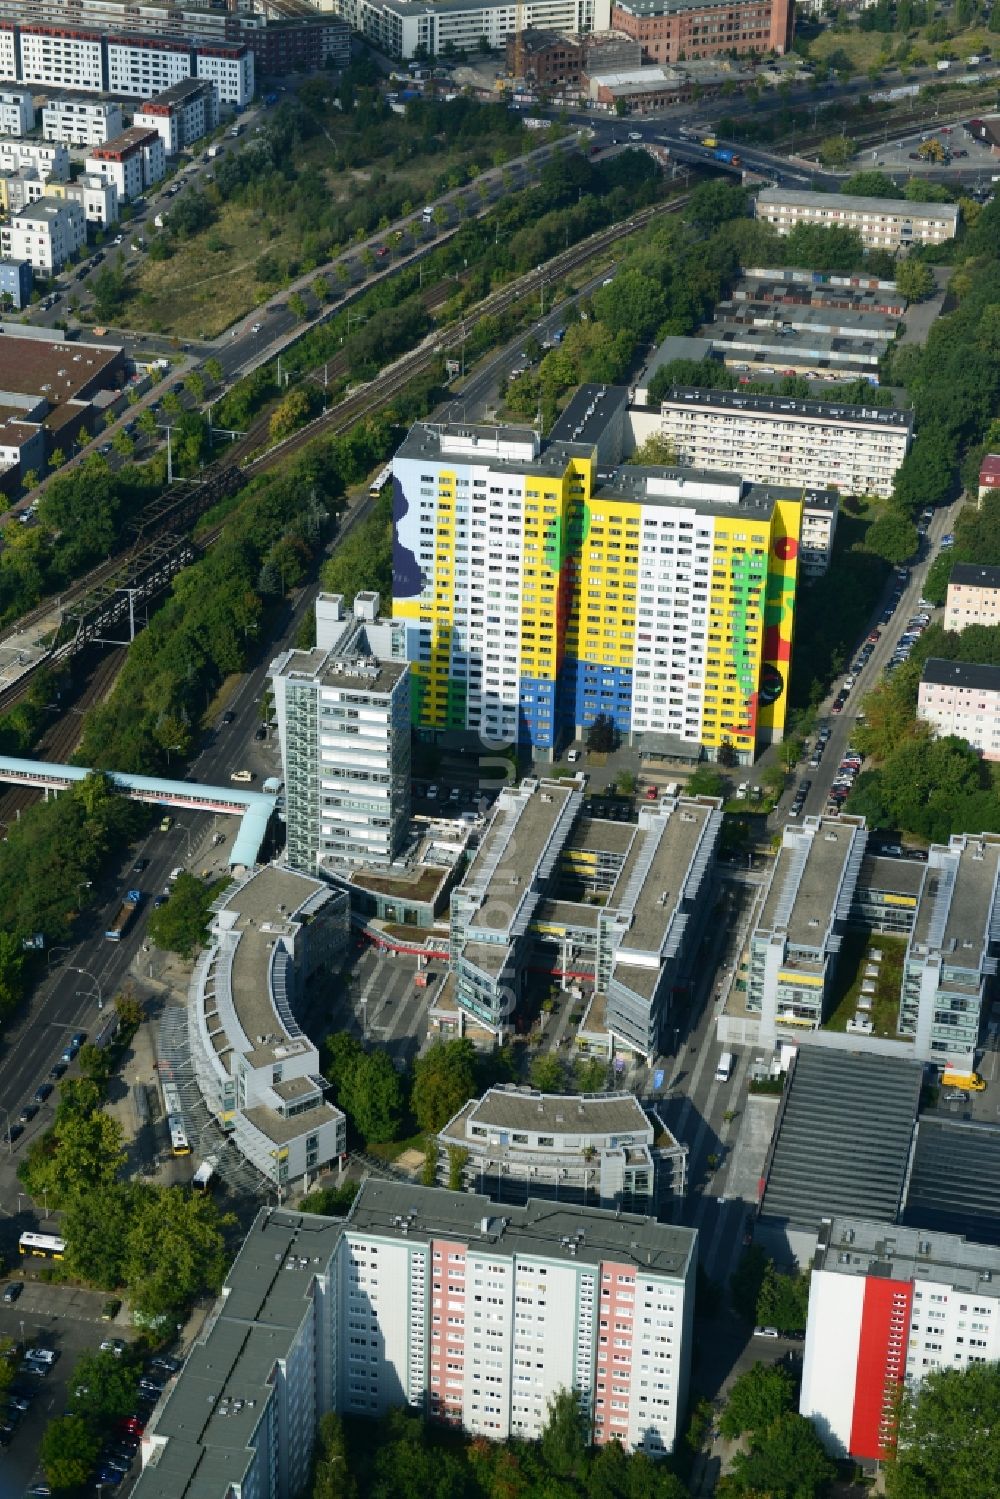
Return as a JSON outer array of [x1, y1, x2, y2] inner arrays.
[[0, 88, 34, 135], [0, 22, 254, 107], [917, 658, 1000, 762], [754, 188, 960, 251], [133, 1181, 698, 1499], [270, 592, 412, 873], [50, 171, 119, 227], [801, 1216, 1000, 1463], [133, 77, 218, 155], [42, 96, 123, 147], [0, 137, 69, 183], [1, 197, 86, 273], [335, 0, 611, 59], [943, 563, 1000, 633], [186, 863, 349, 1189], [646, 386, 913, 501], [86, 127, 166, 201]]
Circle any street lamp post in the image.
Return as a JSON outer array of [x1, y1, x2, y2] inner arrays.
[[68, 964, 103, 1012]]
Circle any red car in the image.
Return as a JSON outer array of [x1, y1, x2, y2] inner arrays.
[[867, 630, 880, 643], [374, 245, 389, 259]]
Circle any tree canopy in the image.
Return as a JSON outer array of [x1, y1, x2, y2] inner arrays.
[[887, 1361, 1000, 1499], [411, 1039, 478, 1134]]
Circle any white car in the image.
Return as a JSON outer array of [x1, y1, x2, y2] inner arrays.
[[26, 1348, 57, 1364], [100, 1338, 126, 1357], [753, 1326, 780, 1339], [250, 322, 262, 333]]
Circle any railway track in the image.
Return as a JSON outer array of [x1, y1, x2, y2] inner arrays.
[[0, 194, 687, 731]]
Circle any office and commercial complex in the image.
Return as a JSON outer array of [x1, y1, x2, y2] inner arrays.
[[800, 1217, 1000, 1462], [436, 1085, 688, 1211], [132, 1180, 697, 1499], [739, 815, 1000, 1074], [918, 658, 1000, 761], [270, 593, 412, 874], [754, 189, 960, 252], [448, 776, 722, 1056], [392, 420, 806, 762], [647, 387, 911, 501], [187, 864, 349, 1190]]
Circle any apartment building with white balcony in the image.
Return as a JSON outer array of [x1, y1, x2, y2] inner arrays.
[[918, 658, 1000, 762], [0, 137, 69, 183], [50, 171, 119, 227], [650, 386, 913, 501], [754, 188, 960, 251], [0, 21, 253, 106], [134, 1180, 697, 1499], [0, 87, 34, 135], [42, 96, 123, 146], [270, 592, 411, 874], [133, 76, 218, 155], [801, 1216, 1000, 1462], [943, 563, 1000, 633], [1, 196, 85, 272], [336, 0, 611, 60], [86, 126, 165, 201], [186, 863, 349, 1189]]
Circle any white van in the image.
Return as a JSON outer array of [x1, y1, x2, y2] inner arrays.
[[714, 1051, 734, 1083]]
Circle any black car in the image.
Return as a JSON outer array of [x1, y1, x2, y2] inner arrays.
[[222, 711, 236, 725], [133, 857, 150, 874], [254, 725, 267, 741], [17, 1103, 37, 1124], [34, 1082, 53, 1104], [2, 1282, 23, 1303], [49, 1061, 67, 1080], [149, 1356, 181, 1377]]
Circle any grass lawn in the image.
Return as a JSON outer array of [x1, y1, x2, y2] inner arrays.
[[127, 135, 509, 338], [809, 22, 995, 74], [825, 928, 908, 1039], [366, 1130, 427, 1163]]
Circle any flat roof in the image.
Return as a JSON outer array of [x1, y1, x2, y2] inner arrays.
[[659, 384, 913, 431], [814, 1213, 1000, 1286], [90, 125, 161, 159], [715, 298, 900, 340], [344, 1178, 697, 1278], [534, 897, 600, 930], [859, 853, 926, 896], [761, 1048, 923, 1230], [458, 1086, 651, 1138], [396, 420, 593, 481], [709, 322, 886, 364], [549, 382, 627, 447], [903, 1117, 1000, 1246], [222, 865, 330, 1065], [242, 1100, 341, 1144], [759, 816, 865, 947], [0, 327, 120, 406], [592, 464, 833, 520], [275, 643, 406, 695], [138, 77, 213, 108], [463, 780, 576, 934], [912, 833, 1000, 968], [756, 187, 960, 223], [564, 816, 636, 855], [613, 799, 717, 957], [134, 1210, 346, 1499], [949, 562, 1000, 590], [737, 274, 906, 312], [921, 656, 1000, 692]]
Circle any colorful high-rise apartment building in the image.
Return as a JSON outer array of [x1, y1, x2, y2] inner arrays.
[[392, 422, 808, 765]]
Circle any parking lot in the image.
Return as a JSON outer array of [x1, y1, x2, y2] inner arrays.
[[0, 1280, 140, 1499], [865, 118, 1000, 187]]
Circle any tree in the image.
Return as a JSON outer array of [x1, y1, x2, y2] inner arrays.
[[349, 1050, 404, 1144], [865, 508, 918, 566], [121, 1184, 230, 1318], [720, 1361, 796, 1439], [757, 1260, 811, 1334], [41, 1414, 101, 1490], [67, 1349, 140, 1425], [148, 873, 216, 958], [728, 1412, 836, 1499], [47, 447, 66, 472], [411, 1039, 478, 1133], [887, 1361, 1000, 1499], [313, 1412, 359, 1499], [731, 1246, 769, 1322], [586, 713, 618, 754], [843, 169, 904, 198], [574, 1055, 608, 1092], [18, 1103, 125, 1208], [288, 291, 309, 322], [269, 386, 315, 443], [204, 357, 224, 385], [540, 1388, 589, 1480], [628, 433, 678, 466], [818, 134, 854, 167], [530, 1053, 566, 1092], [184, 371, 206, 403], [896, 258, 935, 302]]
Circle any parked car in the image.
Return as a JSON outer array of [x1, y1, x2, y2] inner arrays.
[[2, 1282, 23, 1303]]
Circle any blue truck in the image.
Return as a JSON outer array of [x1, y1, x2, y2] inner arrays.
[[105, 889, 142, 942]]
